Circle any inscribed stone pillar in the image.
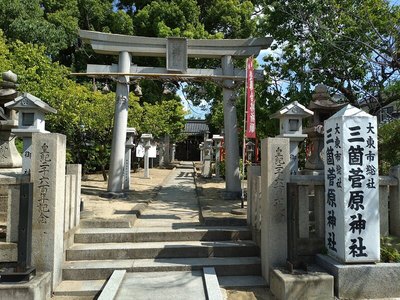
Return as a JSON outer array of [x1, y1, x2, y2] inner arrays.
[[324, 105, 380, 263], [31, 133, 66, 289], [222, 56, 241, 197], [260, 138, 290, 284], [107, 51, 131, 194]]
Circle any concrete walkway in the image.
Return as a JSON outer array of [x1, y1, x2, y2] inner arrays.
[[134, 162, 201, 228], [114, 162, 209, 299], [115, 271, 206, 300]]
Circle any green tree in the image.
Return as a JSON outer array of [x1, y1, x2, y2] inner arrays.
[[139, 99, 186, 140], [0, 0, 79, 57], [258, 0, 400, 114], [0, 34, 133, 175], [379, 119, 400, 174]]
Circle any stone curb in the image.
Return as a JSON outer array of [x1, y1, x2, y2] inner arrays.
[[97, 270, 126, 300], [203, 267, 223, 300]]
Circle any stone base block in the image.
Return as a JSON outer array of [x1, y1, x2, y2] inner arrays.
[[0, 272, 51, 300], [270, 267, 334, 300], [316, 254, 400, 299]]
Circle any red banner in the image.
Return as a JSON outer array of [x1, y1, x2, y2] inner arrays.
[[245, 57, 256, 138]]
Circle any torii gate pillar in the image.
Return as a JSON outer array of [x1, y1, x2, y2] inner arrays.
[[108, 51, 131, 194], [222, 56, 241, 197], [77, 30, 272, 196]]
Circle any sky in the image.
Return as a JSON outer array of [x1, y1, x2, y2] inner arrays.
[[181, 51, 267, 120]]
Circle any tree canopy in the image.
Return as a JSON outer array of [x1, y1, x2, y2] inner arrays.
[[258, 0, 400, 114], [0, 0, 399, 171]]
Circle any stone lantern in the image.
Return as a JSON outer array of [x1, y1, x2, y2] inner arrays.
[[212, 135, 224, 178], [202, 138, 213, 178], [5, 92, 56, 174], [0, 71, 22, 169], [140, 133, 153, 179], [123, 127, 137, 191], [199, 142, 204, 162], [271, 101, 313, 175], [246, 141, 255, 163], [303, 85, 347, 174]]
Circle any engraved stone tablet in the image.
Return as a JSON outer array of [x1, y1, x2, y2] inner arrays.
[[167, 38, 188, 73]]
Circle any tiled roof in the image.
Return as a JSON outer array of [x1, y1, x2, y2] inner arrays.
[[184, 120, 209, 135]]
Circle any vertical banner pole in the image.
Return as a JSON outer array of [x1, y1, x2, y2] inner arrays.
[[241, 57, 250, 205]]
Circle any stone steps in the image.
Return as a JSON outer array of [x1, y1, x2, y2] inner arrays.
[[62, 256, 262, 280], [74, 226, 252, 243], [66, 240, 259, 260]]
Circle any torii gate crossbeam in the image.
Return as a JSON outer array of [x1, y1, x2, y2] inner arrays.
[[78, 30, 272, 197]]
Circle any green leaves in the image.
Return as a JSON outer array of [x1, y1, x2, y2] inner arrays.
[[259, 0, 400, 113], [378, 119, 400, 174]]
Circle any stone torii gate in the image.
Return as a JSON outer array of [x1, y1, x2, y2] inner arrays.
[[77, 30, 272, 197]]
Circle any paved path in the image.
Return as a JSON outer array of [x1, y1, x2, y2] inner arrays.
[[134, 162, 201, 228], [115, 162, 208, 299], [116, 271, 206, 300]]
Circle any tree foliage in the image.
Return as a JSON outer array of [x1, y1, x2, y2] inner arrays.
[[378, 119, 400, 174], [258, 0, 400, 114], [0, 35, 186, 172]]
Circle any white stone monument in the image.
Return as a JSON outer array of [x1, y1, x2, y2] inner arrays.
[[5, 93, 56, 175], [324, 104, 380, 263], [141, 133, 153, 179], [271, 101, 313, 175]]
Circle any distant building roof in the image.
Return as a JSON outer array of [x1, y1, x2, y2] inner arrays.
[[184, 120, 209, 135]]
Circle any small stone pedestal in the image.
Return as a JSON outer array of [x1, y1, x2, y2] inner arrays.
[[316, 254, 400, 299], [0, 272, 51, 300], [270, 267, 334, 300]]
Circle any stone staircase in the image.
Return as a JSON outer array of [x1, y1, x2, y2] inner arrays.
[[53, 224, 263, 298]]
